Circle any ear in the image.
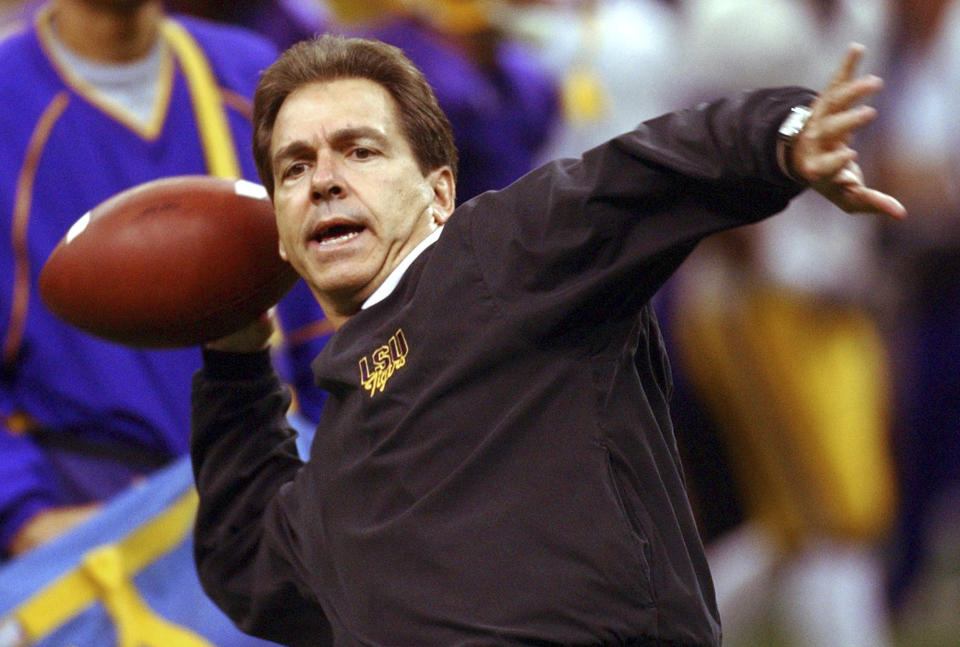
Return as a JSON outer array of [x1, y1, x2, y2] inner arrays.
[[278, 238, 289, 262], [426, 166, 455, 226]]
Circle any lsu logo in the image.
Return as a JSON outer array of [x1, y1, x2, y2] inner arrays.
[[359, 329, 409, 397]]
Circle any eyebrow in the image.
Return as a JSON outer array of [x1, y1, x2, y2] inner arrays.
[[330, 126, 390, 149]]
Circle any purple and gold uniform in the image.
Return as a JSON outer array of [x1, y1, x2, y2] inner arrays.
[[0, 8, 329, 556]]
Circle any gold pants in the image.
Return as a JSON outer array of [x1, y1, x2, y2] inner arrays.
[[674, 284, 897, 547]]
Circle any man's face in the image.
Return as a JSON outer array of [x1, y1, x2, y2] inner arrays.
[[270, 78, 453, 324]]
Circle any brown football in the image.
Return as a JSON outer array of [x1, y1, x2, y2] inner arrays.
[[38, 175, 299, 348]]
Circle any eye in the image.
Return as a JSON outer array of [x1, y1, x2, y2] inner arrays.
[[283, 162, 307, 179], [350, 147, 376, 161]]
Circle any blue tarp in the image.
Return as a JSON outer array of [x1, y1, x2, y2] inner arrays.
[[0, 456, 279, 647]]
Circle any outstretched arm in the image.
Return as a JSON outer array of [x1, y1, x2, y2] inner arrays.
[[789, 43, 907, 219]]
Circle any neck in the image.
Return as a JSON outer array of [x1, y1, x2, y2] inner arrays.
[[49, 0, 163, 63], [325, 309, 353, 331], [307, 286, 357, 331]]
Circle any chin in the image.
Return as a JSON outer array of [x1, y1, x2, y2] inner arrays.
[[308, 270, 371, 305]]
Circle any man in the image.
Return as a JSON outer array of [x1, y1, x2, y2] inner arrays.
[[0, 0, 329, 558], [190, 35, 904, 646]]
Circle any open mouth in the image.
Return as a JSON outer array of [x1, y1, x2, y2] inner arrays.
[[312, 223, 365, 246]]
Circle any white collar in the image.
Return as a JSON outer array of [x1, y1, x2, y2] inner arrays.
[[362, 226, 443, 310]]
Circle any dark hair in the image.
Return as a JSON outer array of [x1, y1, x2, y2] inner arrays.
[[252, 34, 458, 197]]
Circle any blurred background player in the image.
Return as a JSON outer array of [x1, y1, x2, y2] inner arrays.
[[869, 0, 960, 642], [500, 0, 683, 165], [347, 0, 560, 204], [664, 1, 898, 646], [0, 0, 330, 560], [161, 0, 332, 51], [671, 0, 960, 644]]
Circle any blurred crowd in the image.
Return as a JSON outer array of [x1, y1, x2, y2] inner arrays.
[[1, 1, 958, 646]]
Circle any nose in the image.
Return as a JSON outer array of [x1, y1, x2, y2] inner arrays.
[[310, 154, 345, 202]]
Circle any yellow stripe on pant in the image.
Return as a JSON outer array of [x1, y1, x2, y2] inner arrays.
[[13, 490, 213, 646], [675, 283, 897, 547]]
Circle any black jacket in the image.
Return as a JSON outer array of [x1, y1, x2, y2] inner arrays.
[[191, 86, 813, 647]]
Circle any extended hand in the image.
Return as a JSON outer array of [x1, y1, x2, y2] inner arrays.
[[790, 43, 907, 220]]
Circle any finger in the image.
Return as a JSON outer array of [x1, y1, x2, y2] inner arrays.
[[831, 42, 866, 88], [814, 75, 883, 119], [799, 147, 858, 181], [810, 104, 877, 141], [834, 163, 864, 187], [843, 185, 908, 220]]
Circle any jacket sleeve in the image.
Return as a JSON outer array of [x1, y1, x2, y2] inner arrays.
[[190, 349, 332, 647], [466, 86, 816, 323]]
